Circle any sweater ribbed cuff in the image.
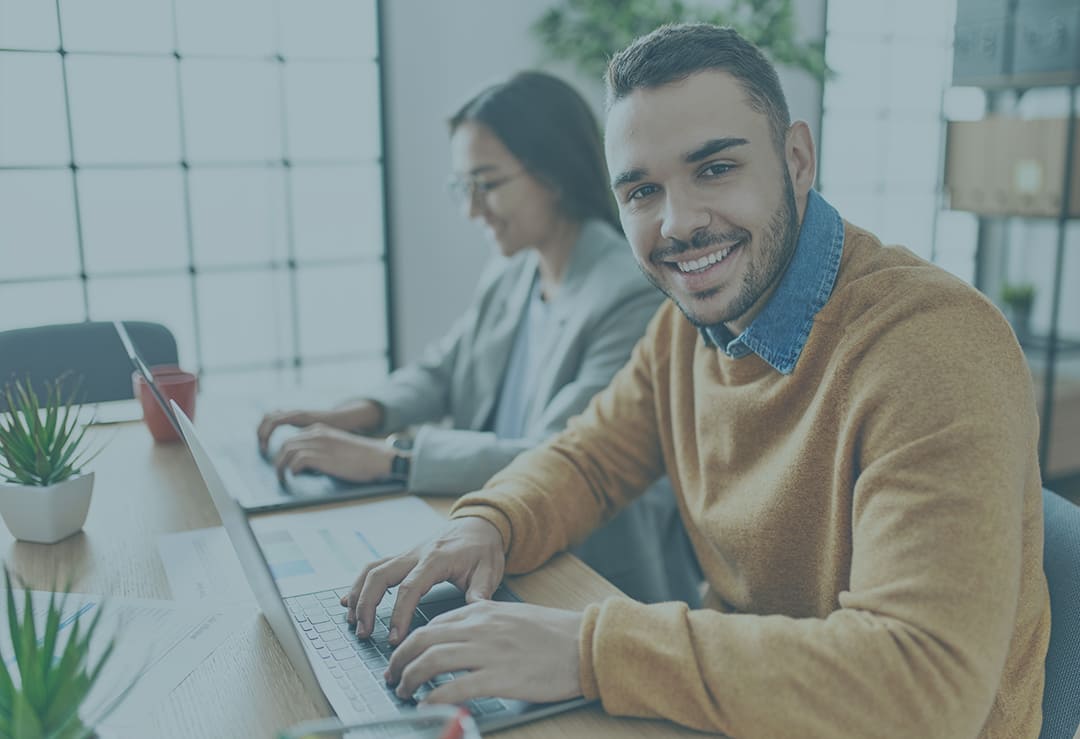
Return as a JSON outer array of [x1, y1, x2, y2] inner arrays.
[[578, 602, 602, 701], [448, 505, 514, 555]]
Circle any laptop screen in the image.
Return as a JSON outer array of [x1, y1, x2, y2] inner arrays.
[[113, 320, 183, 437], [165, 398, 335, 716]]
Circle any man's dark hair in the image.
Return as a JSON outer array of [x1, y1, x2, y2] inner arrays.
[[606, 23, 791, 152], [450, 71, 619, 231]]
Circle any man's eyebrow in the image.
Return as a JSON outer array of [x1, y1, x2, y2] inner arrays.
[[685, 137, 749, 163], [611, 167, 647, 190], [610, 137, 750, 190]]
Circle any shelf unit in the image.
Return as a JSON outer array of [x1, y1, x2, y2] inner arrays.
[[949, 0, 1080, 479]]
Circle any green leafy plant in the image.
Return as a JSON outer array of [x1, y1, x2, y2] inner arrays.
[[533, 0, 829, 84], [0, 378, 97, 487], [1001, 282, 1036, 312], [0, 568, 118, 739]]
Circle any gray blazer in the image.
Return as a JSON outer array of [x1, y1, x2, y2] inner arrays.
[[367, 220, 700, 603]]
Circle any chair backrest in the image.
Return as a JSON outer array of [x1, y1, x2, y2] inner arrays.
[[0, 321, 178, 411], [1042, 488, 1080, 739]]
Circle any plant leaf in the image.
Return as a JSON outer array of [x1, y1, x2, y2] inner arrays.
[[41, 671, 89, 735], [0, 376, 93, 487], [0, 536, 129, 739], [0, 637, 15, 723], [3, 571, 23, 674], [48, 616, 82, 695], [42, 612, 94, 733], [74, 659, 142, 739], [39, 590, 61, 695], [18, 588, 47, 718], [45, 605, 110, 735], [11, 690, 44, 739]]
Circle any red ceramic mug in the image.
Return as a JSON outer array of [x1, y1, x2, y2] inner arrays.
[[132, 365, 197, 443]]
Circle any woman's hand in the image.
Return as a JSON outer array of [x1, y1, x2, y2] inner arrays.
[[257, 408, 326, 454], [272, 423, 396, 483], [257, 400, 384, 455]]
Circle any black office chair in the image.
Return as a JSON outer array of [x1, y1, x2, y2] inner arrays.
[[1041, 488, 1080, 739], [0, 321, 178, 411]]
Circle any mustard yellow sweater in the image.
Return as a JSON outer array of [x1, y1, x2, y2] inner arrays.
[[452, 224, 1050, 738]]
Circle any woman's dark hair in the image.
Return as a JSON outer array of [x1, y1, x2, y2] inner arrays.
[[449, 71, 619, 231]]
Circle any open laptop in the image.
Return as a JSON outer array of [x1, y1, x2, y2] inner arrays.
[[168, 399, 591, 731], [114, 320, 404, 513]]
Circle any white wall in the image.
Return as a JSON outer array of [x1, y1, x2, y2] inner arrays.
[[381, 1, 826, 365]]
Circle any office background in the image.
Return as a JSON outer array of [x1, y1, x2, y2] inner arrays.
[[1, 0, 1077, 487]]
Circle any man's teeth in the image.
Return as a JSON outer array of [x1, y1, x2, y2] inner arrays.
[[675, 244, 735, 273]]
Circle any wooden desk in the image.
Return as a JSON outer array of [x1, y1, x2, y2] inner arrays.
[[0, 422, 698, 738]]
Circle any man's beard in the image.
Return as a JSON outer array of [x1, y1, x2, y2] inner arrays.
[[640, 174, 800, 330]]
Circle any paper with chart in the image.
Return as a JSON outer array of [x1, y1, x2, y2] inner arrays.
[[0, 590, 249, 736], [158, 496, 447, 601], [157, 525, 256, 605]]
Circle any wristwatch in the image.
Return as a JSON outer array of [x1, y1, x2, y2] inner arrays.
[[386, 433, 413, 482]]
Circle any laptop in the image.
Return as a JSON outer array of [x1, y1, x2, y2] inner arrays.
[[168, 399, 591, 731], [113, 320, 405, 513]]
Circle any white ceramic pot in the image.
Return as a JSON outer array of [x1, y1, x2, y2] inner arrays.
[[0, 472, 94, 544]]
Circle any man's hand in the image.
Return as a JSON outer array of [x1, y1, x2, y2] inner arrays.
[[342, 518, 506, 644], [387, 601, 584, 705], [272, 424, 395, 483]]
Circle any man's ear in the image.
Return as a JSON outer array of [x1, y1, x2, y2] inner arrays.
[[785, 121, 816, 199]]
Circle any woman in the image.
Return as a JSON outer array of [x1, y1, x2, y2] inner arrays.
[[257, 71, 699, 604]]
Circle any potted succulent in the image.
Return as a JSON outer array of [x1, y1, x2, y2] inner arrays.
[[1001, 282, 1036, 340], [0, 378, 98, 544], [1, 568, 129, 738]]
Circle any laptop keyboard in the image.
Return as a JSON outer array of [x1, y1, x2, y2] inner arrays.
[[221, 443, 291, 491], [285, 587, 509, 721]]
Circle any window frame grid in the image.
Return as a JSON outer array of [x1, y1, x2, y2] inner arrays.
[[0, 0, 393, 385], [818, 4, 958, 269]]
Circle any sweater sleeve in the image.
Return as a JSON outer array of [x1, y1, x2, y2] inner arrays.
[[450, 304, 670, 572], [578, 296, 1041, 738]]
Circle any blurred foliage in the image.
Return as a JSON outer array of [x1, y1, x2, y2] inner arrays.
[[1001, 282, 1035, 310], [533, 0, 829, 84]]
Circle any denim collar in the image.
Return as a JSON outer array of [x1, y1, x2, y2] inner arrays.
[[701, 189, 844, 375]]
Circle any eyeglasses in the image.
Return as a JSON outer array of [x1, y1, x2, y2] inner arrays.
[[447, 171, 523, 203]]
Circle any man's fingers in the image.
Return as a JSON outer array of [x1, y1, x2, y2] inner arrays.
[[422, 670, 491, 706], [465, 560, 502, 603], [389, 561, 448, 645], [353, 558, 415, 637], [394, 642, 478, 700], [344, 557, 391, 614], [385, 621, 474, 686]]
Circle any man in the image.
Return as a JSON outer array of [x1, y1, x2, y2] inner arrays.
[[343, 24, 1050, 738]]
